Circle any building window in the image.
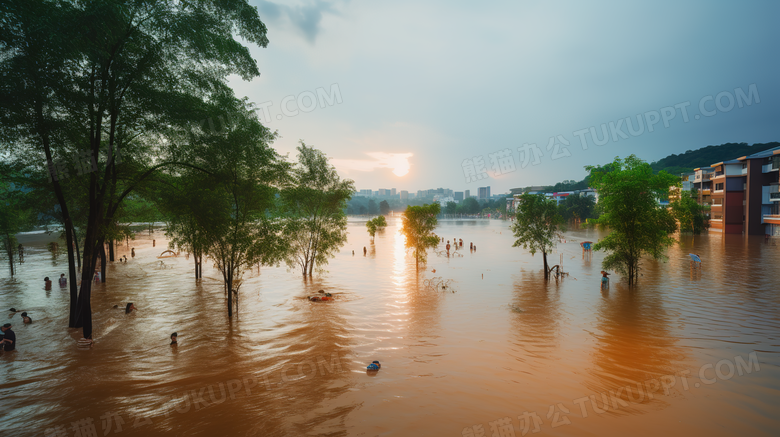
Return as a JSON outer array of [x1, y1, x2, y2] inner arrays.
[[715, 183, 724, 191], [742, 163, 747, 169]]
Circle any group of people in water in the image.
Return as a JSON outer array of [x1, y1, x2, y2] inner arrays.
[[441, 237, 476, 256], [2, 308, 32, 353]]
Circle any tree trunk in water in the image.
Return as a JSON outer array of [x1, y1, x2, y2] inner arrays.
[[194, 250, 202, 279], [108, 240, 114, 262], [75, 217, 103, 338], [543, 251, 549, 281], [99, 242, 107, 283], [62, 224, 78, 327], [72, 224, 81, 271], [226, 273, 233, 318], [5, 235, 14, 276]]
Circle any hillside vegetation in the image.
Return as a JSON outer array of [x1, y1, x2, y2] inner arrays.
[[523, 142, 779, 192]]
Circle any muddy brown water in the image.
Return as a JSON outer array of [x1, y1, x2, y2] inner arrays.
[[2, 218, 779, 436]]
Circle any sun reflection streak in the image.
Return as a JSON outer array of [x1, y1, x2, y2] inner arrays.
[[393, 217, 408, 289]]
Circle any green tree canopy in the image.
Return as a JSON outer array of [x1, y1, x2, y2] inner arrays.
[[445, 201, 458, 215], [459, 197, 480, 214], [670, 188, 710, 234], [379, 200, 390, 215], [559, 193, 596, 222]]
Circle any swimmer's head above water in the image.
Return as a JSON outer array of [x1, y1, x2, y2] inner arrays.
[[125, 303, 136, 313]]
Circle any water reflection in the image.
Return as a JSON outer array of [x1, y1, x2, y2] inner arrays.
[[584, 282, 686, 414], [508, 271, 564, 372]]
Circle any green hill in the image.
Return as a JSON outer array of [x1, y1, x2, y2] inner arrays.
[[522, 142, 779, 193], [650, 142, 780, 175]]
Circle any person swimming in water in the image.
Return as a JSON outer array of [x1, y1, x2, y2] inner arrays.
[[125, 303, 136, 314], [21, 312, 32, 324], [170, 332, 178, 345]]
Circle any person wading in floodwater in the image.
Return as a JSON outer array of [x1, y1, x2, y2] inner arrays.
[[1, 324, 15, 352], [601, 271, 610, 289]]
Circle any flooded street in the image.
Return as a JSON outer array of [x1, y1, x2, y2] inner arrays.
[[2, 218, 779, 436]]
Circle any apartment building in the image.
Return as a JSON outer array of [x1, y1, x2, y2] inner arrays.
[[708, 146, 780, 235]]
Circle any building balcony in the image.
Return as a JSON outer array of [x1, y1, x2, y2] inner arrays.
[[763, 214, 780, 224], [714, 171, 725, 177], [702, 189, 711, 195], [771, 185, 780, 202]]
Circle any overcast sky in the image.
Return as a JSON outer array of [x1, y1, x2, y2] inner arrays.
[[228, 0, 780, 194]]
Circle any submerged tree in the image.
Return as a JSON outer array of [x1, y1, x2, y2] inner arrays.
[[366, 215, 387, 240], [281, 144, 354, 277], [164, 102, 288, 317], [401, 203, 440, 269], [586, 155, 678, 286], [511, 194, 565, 280], [670, 188, 709, 234]]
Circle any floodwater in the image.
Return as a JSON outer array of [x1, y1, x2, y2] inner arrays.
[[2, 218, 779, 437]]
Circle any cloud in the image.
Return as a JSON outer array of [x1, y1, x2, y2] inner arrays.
[[331, 152, 413, 177], [255, 0, 338, 43]]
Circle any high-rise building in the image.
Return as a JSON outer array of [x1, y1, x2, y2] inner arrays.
[[454, 192, 464, 201], [358, 189, 372, 197], [378, 189, 388, 196], [465, 190, 470, 199], [391, 188, 397, 197], [400, 190, 408, 201], [478, 186, 491, 200]]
